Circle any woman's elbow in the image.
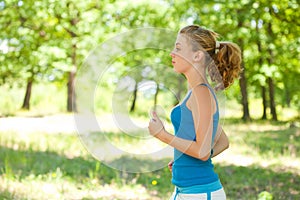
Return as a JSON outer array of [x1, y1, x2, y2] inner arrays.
[[225, 139, 230, 150], [197, 151, 211, 161]]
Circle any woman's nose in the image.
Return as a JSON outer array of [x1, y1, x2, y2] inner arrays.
[[170, 51, 175, 57]]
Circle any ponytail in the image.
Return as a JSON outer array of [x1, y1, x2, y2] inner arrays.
[[209, 42, 242, 90]]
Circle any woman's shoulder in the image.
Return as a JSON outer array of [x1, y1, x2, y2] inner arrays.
[[191, 84, 211, 98], [189, 84, 216, 112], [187, 85, 210, 105]]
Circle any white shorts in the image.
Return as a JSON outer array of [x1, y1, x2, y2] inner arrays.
[[169, 188, 226, 200]]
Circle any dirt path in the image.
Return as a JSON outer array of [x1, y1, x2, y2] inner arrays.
[[0, 114, 77, 134]]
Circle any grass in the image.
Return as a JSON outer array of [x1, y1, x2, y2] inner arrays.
[[0, 115, 299, 200], [215, 119, 300, 200]]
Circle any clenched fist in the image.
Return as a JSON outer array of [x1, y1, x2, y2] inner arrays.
[[148, 111, 165, 137]]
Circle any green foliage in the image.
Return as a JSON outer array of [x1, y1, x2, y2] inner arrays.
[[258, 191, 273, 200], [0, 1, 299, 199], [0, 0, 299, 115]]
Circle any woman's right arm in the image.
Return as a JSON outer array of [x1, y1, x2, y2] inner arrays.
[[168, 126, 228, 173], [211, 127, 229, 158]]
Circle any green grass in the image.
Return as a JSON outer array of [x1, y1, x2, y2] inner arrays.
[[0, 116, 299, 199]]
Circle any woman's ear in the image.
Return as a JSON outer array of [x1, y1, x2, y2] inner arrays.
[[193, 51, 204, 62]]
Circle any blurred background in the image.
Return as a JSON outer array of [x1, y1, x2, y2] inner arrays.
[[0, 0, 299, 199]]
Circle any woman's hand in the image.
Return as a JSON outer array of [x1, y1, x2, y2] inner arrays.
[[168, 160, 174, 172], [148, 111, 165, 138]]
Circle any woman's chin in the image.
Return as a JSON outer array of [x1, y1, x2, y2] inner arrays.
[[173, 68, 179, 73], [173, 67, 183, 74]]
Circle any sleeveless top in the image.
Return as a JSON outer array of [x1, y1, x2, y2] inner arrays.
[[170, 83, 219, 187]]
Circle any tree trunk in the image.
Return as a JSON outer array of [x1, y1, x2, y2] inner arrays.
[[261, 86, 267, 120], [239, 69, 250, 121], [130, 82, 138, 112], [22, 78, 33, 110], [237, 12, 250, 121], [256, 20, 267, 120], [285, 85, 291, 107], [268, 77, 277, 121], [266, 20, 277, 121], [67, 70, 76, 112], [67, 43, 77, 112], [238, 39, 250, 121]]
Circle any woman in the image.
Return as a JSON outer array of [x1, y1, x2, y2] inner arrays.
[[148, 25, 242, 200]]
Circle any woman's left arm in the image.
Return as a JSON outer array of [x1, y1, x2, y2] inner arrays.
[[211, 127, 229, 157]]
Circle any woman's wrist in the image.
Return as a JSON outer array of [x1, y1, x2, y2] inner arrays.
[[154, 127, 166, 139], [156, 129, 174, 144]]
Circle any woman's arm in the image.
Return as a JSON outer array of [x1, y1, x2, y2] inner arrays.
[[166, 129, 228, 173], [149, 124, 229, 161], [211, 127, 229, 157]]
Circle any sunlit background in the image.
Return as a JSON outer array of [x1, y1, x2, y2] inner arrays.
[[0, 0, 299, 199]]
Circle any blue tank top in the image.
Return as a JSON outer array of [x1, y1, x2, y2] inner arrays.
[[170, 83, 219, 187]]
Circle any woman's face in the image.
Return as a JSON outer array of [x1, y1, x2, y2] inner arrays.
[[170, 34, 195, 73]]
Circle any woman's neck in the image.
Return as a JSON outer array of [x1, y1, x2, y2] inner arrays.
[[185, 66, 207, 90]]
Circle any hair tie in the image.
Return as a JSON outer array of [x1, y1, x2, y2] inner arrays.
[[215, 41, 220, 54]]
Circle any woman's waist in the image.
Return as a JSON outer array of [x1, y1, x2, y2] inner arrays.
[[174, 152, 213, 165], [173, 160, 212, 167], [175, 179, 223, 194], [172, 162, 217, 179]]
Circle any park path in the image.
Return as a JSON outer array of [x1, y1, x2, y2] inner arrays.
[[0, 114, 77, 134], [0, 113, 149, 134]]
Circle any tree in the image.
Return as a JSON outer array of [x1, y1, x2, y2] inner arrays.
[[50, 0, 104, 112], [0, 0, 54, 109], [1, 0, 299, 118]]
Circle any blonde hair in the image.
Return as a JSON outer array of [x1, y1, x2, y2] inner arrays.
[[179, 25, 242, 90]]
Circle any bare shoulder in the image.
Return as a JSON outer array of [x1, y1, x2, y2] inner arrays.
[[192, 84, 211, 101], [186, 85, 211, 109], [193, 84, 210, 96]]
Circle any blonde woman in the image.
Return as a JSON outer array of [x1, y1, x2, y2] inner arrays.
[[148, 25, 241, 200]]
